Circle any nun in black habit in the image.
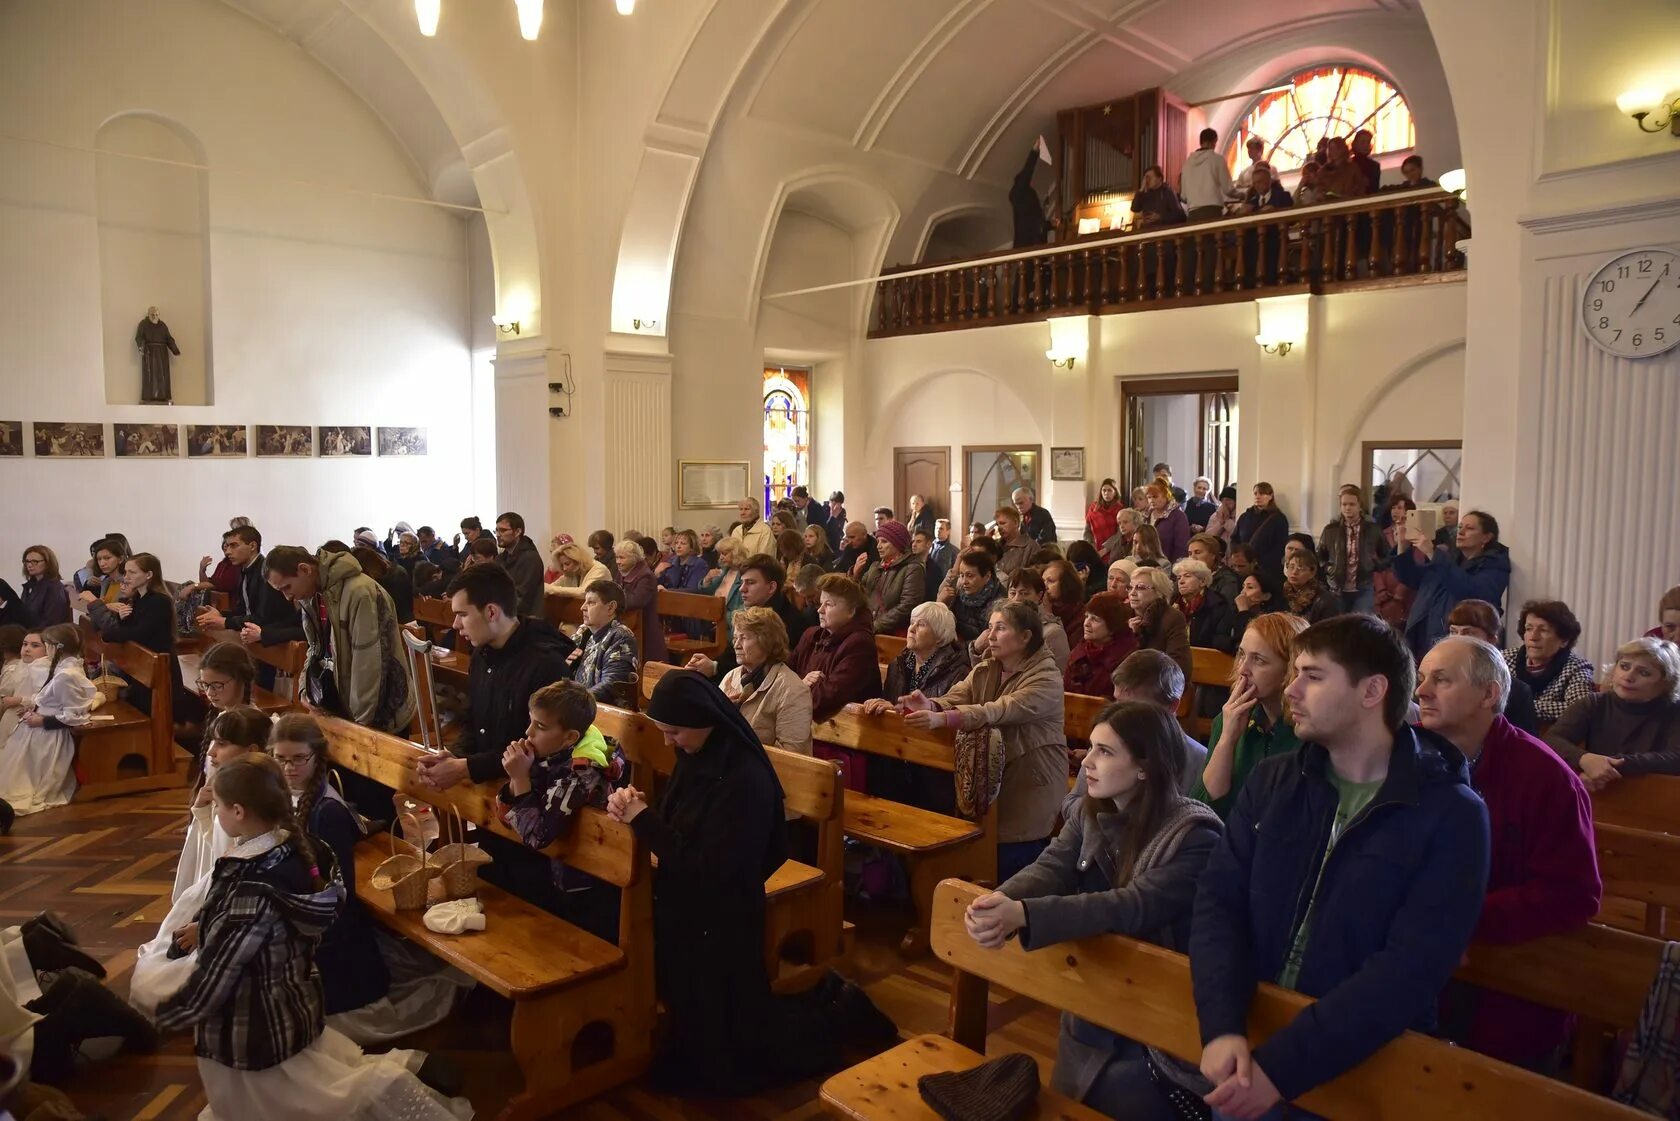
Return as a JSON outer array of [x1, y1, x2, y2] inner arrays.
[[608, 669, 894, 1095]]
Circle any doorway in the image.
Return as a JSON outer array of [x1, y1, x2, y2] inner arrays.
[[894, 447, 949, 524], [1119, 375, 1239, 496], [962, 445, 1041, 530]]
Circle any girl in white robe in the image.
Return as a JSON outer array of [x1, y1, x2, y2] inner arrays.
[[0, 630, 45, 750], [170, 706, 271, 903], [0, 625, 94, 815]]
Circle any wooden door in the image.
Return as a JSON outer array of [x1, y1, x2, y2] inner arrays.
[[894, 447, 950, 522]]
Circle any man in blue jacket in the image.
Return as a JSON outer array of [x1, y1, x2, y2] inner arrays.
[[1190, 614, 1490, 1120], [1391, 508, 1510, 661]]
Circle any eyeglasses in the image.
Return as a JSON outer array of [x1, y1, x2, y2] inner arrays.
[[24, 557, 45, 566], [196, 678, 234, 694], [273, 755, 314, 770]]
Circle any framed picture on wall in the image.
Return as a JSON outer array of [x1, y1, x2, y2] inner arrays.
[[0, 421, 22, 456], [318, 426, 371, 457], [114, 423, 179, 457], [34, 423, 105, 457], [679, 460, 751, 509], [1050, 446, 1086, 481], [256, 425, 313, 457], [377, 427, 427, 456], [185, 425, 248, 458]]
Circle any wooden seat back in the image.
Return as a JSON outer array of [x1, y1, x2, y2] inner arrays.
[[876, 634, 907, 664], [1187, 645, 1235, 739], [202, 628, 307, 700], [812, 704, 961, 773], [77, 618, 174, 777], [1593, 774, 1680, 835], [321, 716, 638, 888], [1456, 921, 1662, 1031], [657, 588, 726, 630], [931, 878, 1647, 1121], [413, 595, 453, 642], [1595, 822, 1680, 936], [543, 592, 583, 630], [1064, 691, 1106, 741]]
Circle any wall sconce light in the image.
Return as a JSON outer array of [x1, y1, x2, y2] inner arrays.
[[415, 0, 441, 36], [1253, 294, 1308, 360], [1045, 314, 1090, 370], [514, 0, 543, 40], [491, 315, 520, 336], [615, 0, 636, 12], [1438, 168, 1466, 200], [1617, 88, 1680, 136], [1254, 336, 1293, 357], [631, 317, 659, 332]]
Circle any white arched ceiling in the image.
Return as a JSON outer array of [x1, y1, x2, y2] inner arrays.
[[218, 0, 543, 330], [618, 0, 1447, 340]]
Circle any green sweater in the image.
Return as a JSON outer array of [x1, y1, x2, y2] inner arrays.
[[1189, 708, 1302, 819]]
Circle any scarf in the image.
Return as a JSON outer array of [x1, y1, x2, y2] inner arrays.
[[957, 576, 1005, 615], [1283, 580, 1323, 617]]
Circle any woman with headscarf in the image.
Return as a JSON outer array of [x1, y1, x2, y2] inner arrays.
[[607, 670, 893, 1095]]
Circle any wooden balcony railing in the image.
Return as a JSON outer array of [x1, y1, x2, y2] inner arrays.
[[870, 190, 1464, 338]]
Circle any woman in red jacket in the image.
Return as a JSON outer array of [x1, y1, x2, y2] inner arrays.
[[790, 573, 882, 789], [1084, 479, 1124, 563], [1063, 592, 1136, 697]]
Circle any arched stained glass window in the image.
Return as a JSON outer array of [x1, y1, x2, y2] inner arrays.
[[762, 366, 810, 514], [1226, 65, 1414, 177]]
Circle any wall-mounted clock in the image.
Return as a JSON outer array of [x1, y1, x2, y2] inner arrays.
[[1581, 247, 1680, 359]]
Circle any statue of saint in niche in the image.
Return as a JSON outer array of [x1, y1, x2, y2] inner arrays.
[[135, 306, 180, 404]]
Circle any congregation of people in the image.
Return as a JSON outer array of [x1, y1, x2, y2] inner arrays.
[[3, 462, 1679, 1121]]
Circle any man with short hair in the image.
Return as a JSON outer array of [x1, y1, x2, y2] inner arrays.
[[1433, 501, 1459, 549], [1010, 487, 1057, 545], [1416, 636, 1600, 1072], [731, 497, 777, 560], [825, 491, 848, 550], [1152, 463, 1187, 505], [1181, 127, 1234, 222], [1233, 135, 1268, 194], [415, 525, 458, 573], [266, 546, 416, 737], [991, 506, 1035, 577], [1103, 507, 1144, 561], [924, 519, 956, 599], [790, 485, 826, 535], [1317, 485, 1385, 614], [494, 511, 545, 617], [1240, 164, 1292, 285], [831, 521, 877, 576], [1062, 649, 1210, 817], [195, 525, 302, 648], [686, 554, 808, 681], [1191, 616, 1488, 1119], [872, 506, 895, 530]]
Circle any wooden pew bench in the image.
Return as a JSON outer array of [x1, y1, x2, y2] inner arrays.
[[73, 624, 185, 799], [596, 702, 850, 990], [822, 878, 1652, 1121], [323, 717, 654, 1121], [657, 587, 726, 663]]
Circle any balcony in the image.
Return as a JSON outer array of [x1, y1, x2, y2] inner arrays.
[[870, 191, 1465, 338]]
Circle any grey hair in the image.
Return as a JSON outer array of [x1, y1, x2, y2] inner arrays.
[[1010, 486, 1035, 501], [1131, 565, 1174, 601], [1434, 635, 1512, 712], [909, 601, 957, 647], [1172, 558, 1213, 585], [613, 539, 646, 563], [1616, 638, 1680, 702]]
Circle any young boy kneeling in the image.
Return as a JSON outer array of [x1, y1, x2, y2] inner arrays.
[[498, 680, 627, 940]]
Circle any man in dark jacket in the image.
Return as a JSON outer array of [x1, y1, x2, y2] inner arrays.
[[1009, 144, 1050, 248], [685, 554, 809, 683], [825, 492, 848, 551], [1316, 486, 1388, 614], [1011, 487, 1058, 544], [417, 525, 460, 574], [790, 485, 825, 535], [1191, 615, 1489, 1117], [195, 525, 304, 647], [831, 521, 877, 576], [494, 510, 545, 617]]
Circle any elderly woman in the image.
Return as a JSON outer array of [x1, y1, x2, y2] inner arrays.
[[720, 606, 812, 755], [791, 574, 882, 789], [1503, 600, 1594, 724], [940, 548, 1006, 643], [1185, 476, 1217, 530], [548, 542, 612, 597], [613, 539, 667, 664], [1446, 600, 1539, 734], [1280, 550, 1337, 624], [857, 520, 925, 636], [862, 601, 970, 811], [1647, 585, 1680, 645], [1101, 508, 1143, 563], [1126, 566, 1192, 684], [1144, 480, 1190, 562], [1064, 592, 1136, 697], [1546, 638, 1680, 791], [900, 600, 1067, 881], [568, 580, 639, 702], [696, 526, 722, 569], [1172, 558, 1235, 653], [702, 535, 747, 631], [1105, 557, 1138, 597]]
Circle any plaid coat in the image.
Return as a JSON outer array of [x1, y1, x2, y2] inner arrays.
[[155, 835, 344, 1070]]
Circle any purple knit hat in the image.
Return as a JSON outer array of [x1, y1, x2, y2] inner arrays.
[[875, 519, 912, 555]]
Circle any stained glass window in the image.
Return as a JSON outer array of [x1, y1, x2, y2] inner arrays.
[[1226, 65, 1414, 177], [762, 366, 810, 515]]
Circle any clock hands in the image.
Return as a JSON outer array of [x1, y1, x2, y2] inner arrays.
[[1630, 277, 1662, 315]]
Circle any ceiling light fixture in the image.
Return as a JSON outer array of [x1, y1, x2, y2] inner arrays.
[[1617, 88, 1680, 136], [615, 0, 636, 13], [514, 0, 543, 40], [415, 0, 441, 36]]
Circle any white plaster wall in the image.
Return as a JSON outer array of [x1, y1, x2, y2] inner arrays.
[[0, 0, 475, 581]]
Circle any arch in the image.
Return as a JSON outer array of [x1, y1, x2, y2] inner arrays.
[[864, 366, 1048, 464], [914, 203, 1010, 264], [1329, 338, 1466, 480], [752, 168, 901, 335], [1224, 62, 1415, 176]]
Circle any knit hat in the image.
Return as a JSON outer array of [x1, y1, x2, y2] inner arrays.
[[353, 529, 379, 548], [875, 519, 912, 555], [1219, 485, 1237, 501], [917, 1052, 1040, 1121], [393, 521, 413, 535], [1084, 591, 1130, 636]]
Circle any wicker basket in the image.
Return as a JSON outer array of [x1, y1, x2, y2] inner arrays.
[[368, 812, 439, 911], [427, 804, 491, 905]]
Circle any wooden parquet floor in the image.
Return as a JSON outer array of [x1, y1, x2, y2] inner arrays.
[[1, 790, 1062, 1120]]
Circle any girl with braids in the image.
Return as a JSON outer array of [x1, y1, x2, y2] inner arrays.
[[153, 754, 467, 1121], [0, 623, 95, 814], [171, 706, 270, 903]]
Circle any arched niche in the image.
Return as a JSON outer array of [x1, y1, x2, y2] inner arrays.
[[96, 112, 212, 405]]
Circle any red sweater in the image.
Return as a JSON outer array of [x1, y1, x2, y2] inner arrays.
[[1449, 715, 1602, 1064], [791, 611, 882, 721]]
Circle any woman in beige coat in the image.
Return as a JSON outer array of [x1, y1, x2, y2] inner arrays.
[[720, 605, 813, 754], [547, 542, 611, 597], [901, 599, 1066, 881]]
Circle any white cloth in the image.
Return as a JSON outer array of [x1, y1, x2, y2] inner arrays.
[[0, 657, 94, 814], [421, 898, 484, 935], [0, 658, 35, 748], [0, 925, 44, 1071], [172, 798, 234, 904], [196, 1026, 471, 1121], [1179, 148, 1234, 211], [327, 931, 474, 1047]]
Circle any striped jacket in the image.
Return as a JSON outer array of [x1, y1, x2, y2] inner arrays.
[[155, 833, 343, 1070]]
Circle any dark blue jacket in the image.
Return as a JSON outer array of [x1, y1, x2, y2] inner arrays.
[[1391, 542, 1511, 659], [1189, 725, 1489, 1101]]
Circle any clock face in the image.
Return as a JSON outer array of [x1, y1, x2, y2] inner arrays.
[[1581, 248, 1680, 359]]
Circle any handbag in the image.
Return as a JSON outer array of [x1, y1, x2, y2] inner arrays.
[[952, 725, 1004, 820]]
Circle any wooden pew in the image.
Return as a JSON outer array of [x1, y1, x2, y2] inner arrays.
[[1592, 773, 1680, 836], [657, 588, 727, 663], [413, 595, 454, 643], [595, 702, 849, 990], [1594, 821, 1680, 937], [199, 627, 307, 707], [642, 659, 993, 956], [73, 621, 185, 799], [322, 717, 654, 1120], [1186, 645, 1235, 740], [875, 634, 907, 664], [820, 878, 1651, 1121]]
